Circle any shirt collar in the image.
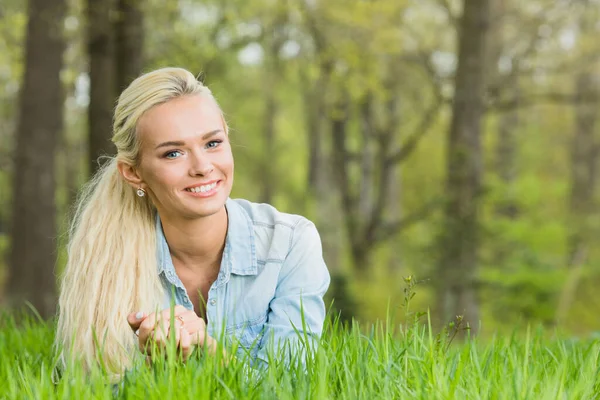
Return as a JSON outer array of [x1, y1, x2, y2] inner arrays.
[[155, 211, 169, 276], [156, 198, 258, 277]]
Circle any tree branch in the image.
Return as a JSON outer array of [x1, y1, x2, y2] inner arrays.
[[385, 97, 443, 167], [486, 0, 582, 103], [489, 91, 600, 112], [367, 85, 402, 244], [330, 97, 359, 239], [375, 198, 442, 243]]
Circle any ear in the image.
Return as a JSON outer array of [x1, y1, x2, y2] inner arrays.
[[117, 160, 144, 189]]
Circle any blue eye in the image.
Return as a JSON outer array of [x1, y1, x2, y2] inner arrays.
[[164, 150, 182, 159], [206, 140, 222, 149]]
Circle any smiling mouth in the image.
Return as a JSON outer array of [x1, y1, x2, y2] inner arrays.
[[185, 181, 218, 193]]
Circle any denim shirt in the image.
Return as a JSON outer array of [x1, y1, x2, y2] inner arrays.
[[156, 198, 330, 366]]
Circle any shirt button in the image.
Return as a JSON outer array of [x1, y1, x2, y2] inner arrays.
[[210, 299, 216, 306]]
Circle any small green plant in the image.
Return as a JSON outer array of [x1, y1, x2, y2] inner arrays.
[[400, 275, 428, 326], [400, 275, 472, 354], [437, 314, 471, 353]]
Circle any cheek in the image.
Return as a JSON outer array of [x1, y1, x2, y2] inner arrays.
[[142, 162, 181, 191], [222, 148, 234, 172], [154, 171, 181, 189]]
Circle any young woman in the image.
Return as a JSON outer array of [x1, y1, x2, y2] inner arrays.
[[55, 67, 330, 377]]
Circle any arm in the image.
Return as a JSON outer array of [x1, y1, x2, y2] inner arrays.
[[253, 219, 331, 368]]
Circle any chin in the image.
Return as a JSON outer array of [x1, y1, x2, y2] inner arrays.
[[185, 199, 227, 219]]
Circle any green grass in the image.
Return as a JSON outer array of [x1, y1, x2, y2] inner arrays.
[[1, 309, 600, 400]]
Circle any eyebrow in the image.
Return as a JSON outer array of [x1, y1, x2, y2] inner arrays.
[[154, 129, 222, 150]]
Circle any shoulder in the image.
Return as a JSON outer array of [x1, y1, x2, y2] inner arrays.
[[228, 198, 321, 262], [229, 198, 307, 229]]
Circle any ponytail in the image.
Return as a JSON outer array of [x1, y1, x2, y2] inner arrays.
[[55, 158, 164, 376]]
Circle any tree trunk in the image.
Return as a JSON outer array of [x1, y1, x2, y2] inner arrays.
[[88, 0, 116, 175], [306, 80, 323, 193], [556, 44, 600, 325], [495, 99, 519, 218], [359, 94, 375, 225], [489, 0, 519, 220], [303, 65, 342, 272], [382, 64, 403, 273], [261, 85, 276, 204], [115, 0, 144, 93], [566, 70, 599, 264], [7, 0, 67, 318], [436, 0, 490, 334], [259, 25, 285, 205], [386, 149, 403, 272]]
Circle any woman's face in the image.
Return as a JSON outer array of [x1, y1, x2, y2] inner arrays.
[[133, 94, 234, 220]]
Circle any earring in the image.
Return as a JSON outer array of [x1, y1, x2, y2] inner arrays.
[[136, 188, 146, 197]]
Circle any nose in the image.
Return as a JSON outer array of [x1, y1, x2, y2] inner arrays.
[[188, 151, 214, 176]]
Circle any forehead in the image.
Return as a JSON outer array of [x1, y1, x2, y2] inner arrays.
[[137, 95, 224, 146]]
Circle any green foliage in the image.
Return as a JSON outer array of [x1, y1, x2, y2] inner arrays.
[[0, 234, 7, 291], [480, 265, 565, 329], [3, 0, 600, 337]]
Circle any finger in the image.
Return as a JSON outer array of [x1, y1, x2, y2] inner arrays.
[[189, 320, 207, 347], [146, 319, 178, 357], [139, 312, 169, 352], [150, 329, 168, 356], [138, 312, 159, 351], [179, 327, 193, 361], [167, 319, 182, 345], [160, 305, 188, 320], [127, 311, 146, 332], [153, 316, 171, 344], [180, 316, 207, 336]]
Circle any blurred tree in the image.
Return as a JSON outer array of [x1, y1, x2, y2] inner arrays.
[[88, 0, 143, 175], [115, 0, 144, 93], [475, 0, 600, 329], [556, 0, 600, 324], [7, 0, 67, 317], [299, 0, 439, 278], [436, 0, 490, 333], [298, 0, 342, 280], [2, 0, 600, 332], [0, 0, 26, 237], [87, 0, 116, 174], [259, 6, 287, 205], [488, 0, 520, 221]]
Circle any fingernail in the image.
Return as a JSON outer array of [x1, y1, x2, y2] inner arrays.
[[135, 311, 144, 320]]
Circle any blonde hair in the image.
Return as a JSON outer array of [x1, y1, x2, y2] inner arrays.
[[55, 67, 220, 378]]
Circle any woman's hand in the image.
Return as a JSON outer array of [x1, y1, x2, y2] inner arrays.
[[127, 305, 217, 361]]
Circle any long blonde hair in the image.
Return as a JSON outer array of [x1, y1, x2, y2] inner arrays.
[[55, 67, 218, 377]]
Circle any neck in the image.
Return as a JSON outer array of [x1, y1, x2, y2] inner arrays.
[[158, 206, 228, 271]]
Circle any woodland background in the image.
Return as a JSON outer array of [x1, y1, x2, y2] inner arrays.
[[1, 0, 600, 338]]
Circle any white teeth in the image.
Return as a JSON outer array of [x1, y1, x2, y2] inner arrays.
[[187, 182, 217, 193]]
